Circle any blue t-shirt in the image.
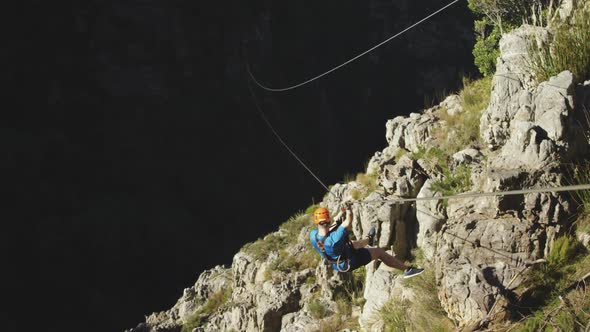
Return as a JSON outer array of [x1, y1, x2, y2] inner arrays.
[[310, 226, 351, 271]]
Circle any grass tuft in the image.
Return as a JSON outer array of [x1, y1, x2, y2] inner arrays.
[[308, 299, 328, 319], [241, 212, 310, 261], [266, 244, 319, 277], [568, 162, 590, 233], [530, 2, 590, 84], [350, 172, 379, 200], [182, 287, 232, 332], [433, 76, 491, 155], [430, 164, 472, 197], [509, 239, 590, 331], [377, 264, 453, 332], [311, 315, 360, 332]]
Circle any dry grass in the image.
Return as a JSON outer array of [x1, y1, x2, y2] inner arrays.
[[181, 287, 233, 331], [507, 237, 590, 331], [377, 268, 454, 332], [433, 76, 492, 156], [350, 172, 379, 200], [530, 1, 590, 84]]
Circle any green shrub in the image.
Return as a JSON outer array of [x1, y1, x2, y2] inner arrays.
[[547, 235, 580, 267], [460, 76, 492, 115], [182, 287, 232, 331], [379, 301, 410, 332], [308, 299, 328, 319], [377, 267, 452, 332], [430, 164, 472, 197], [394, 149, 408, 162], [350, 172, 379, 200], [242, 212, 310, 260], [410, 147, 447, 169], [519, 236, 582, 314], [335, 294, 352, 316], [467, 0, 533, 32], [267, 245, 319, 276], [433, 77, 491, 155], [311, 315, 360, 332], [339, 266, 366, 307], [241, 233, 288, 261], [467, 0, 529, 76], [279, 212, 311, 239], [511, 246, 590, 331], [472, 23, 502, 76], [531, 2, 590, 84]]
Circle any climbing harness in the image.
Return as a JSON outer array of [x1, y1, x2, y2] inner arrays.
[[247, 0, 460, 92], [314, 228, 352, 273]]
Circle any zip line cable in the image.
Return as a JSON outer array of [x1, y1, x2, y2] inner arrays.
[[358, 183, 590, 205], [246, 75, 334, 195], [247, 68, 590, 268], [247, 66, 590, 204], [247, 70, 590, 204], [248, 0, 460, 92]]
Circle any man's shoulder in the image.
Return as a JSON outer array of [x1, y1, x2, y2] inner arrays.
[[309, 229, 318, 238], [333, 225, 348, 235]]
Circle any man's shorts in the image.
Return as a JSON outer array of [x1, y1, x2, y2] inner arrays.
[[349, 248, 372, 270]]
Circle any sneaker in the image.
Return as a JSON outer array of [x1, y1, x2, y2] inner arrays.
[[403, 267, 424, 279], [367, 226, 376, 246]]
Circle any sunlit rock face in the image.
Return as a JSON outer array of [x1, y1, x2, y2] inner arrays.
[[99, 5, 590, 331], [128, 8, 590, 328]]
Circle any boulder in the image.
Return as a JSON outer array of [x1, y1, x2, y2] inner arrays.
[[416, 179, 446, 261], [480, 25, 548, 149], [359, 264, 415, 330], [440, 94, 463, 116], [385, 109, 440, 153]]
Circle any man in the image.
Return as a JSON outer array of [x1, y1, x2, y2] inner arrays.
[[310, 205, 424, 278]]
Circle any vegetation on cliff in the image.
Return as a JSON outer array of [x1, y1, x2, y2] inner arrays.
[[132, 1, 590, 331], [530, 1, 590, 84]]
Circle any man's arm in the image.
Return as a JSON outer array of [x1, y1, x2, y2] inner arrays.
[[341, 207, 353, 230]]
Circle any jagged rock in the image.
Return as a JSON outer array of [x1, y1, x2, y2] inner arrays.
[[480, 25, 548, 149], [578, 232, 590, 248], [384, 110, 440, 153], [416, 179, 446, 261], [431, 167, 573, 327], [380, 155, 426, 197], [435, 213, 535, 326], [487, 69, 584, 169], [366, 146, 397, 174], [440, 94, 463, 116], [280, 311, 314, 332], [451, 148, 483, 168], [255, 279, 302, 331], [360, 264, 415, 330], [130, 17, 590, 332], [559, 0, 575, 20], [205, 304, 258, 332]]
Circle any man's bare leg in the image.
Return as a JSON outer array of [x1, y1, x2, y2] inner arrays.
[[351, 239, 369, 249], [367, 247, 407, 271]]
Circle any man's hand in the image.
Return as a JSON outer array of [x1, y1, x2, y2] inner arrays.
[[341, 202, 353, 230]]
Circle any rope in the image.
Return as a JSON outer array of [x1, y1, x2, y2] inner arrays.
[[247, 73, 590, 205], [246, 76, 333, 194], [359, 184, 590, 205], [248, 0, 461, 92]]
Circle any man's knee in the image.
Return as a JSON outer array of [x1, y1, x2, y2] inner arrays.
[[369, 247, 384, 260]]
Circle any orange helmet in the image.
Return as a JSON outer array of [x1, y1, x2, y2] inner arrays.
[[313, 207, 330, 224]]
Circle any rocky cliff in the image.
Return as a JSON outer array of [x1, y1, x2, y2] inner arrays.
[[128, 5, 590, 332]]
